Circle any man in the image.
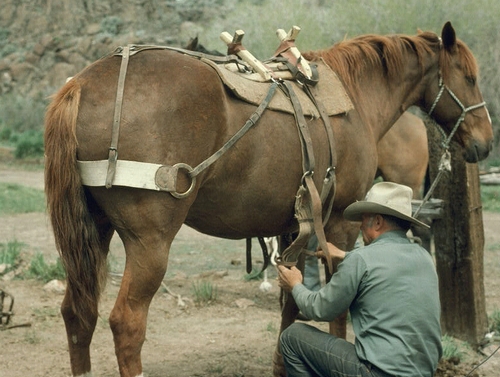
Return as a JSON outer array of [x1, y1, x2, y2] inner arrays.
[[277, 182, 442, 377]]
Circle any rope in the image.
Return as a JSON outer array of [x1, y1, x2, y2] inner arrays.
[[464, 344, 500, 376], [413, 146, 451, 218]]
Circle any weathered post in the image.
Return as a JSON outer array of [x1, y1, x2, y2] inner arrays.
[[427, 122, 488, 346]]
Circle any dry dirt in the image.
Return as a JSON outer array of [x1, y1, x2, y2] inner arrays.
[[1, 163, 500, 377]]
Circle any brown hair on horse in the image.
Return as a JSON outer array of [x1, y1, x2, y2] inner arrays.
[[44, 22, 492, 377]]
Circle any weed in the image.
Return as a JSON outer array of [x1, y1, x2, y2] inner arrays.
[[191, 280, 217, 304], [32, 306, 59, 319], [0, 240, 23, 265], [0, 240, 23, 275], [441, 334, 464, 361], [488, 309, 500, 333], [14, 129, 44, 159], [24, 253, 66, 282], [265, 321, 278, 335], [24, 330, 41, 345]]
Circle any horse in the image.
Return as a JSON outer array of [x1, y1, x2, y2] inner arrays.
[[44, 22, 492, 377], [376, 111, 428, 197]]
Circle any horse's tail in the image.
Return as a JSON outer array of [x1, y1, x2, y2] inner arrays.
[[44, 79, 106, 327]]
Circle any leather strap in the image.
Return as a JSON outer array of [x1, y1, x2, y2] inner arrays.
[[277, 81, 334, 271], [189, 81, 279, 179], [106, 45, 130, 188], [302, 84, 337, 226]]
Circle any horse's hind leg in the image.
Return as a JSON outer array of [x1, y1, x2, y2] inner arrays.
[[109, 233, 172, 377], [61, 217, 114, 377]]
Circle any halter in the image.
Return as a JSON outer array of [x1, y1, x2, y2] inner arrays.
[[415, 71, 487, 218], [427, 71, 486, 149]]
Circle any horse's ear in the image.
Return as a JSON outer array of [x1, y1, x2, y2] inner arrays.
[[441, 21, 457, 53], [185, 35, 199, 51]]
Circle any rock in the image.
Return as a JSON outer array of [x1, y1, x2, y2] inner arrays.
[[86, 23, 101, 35], [43, 279, 66, 294], [234, 298, 255, 309], [1, 270, 15, 281], [0, 263, 10, 274]]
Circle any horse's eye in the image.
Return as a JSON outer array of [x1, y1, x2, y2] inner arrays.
[[466, 76, 476, 86]]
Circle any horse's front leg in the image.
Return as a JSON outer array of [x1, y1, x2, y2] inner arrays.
[[109, 235, 170, 377]]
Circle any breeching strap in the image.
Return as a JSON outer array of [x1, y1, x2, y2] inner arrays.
[[106, 45, 130, 188]]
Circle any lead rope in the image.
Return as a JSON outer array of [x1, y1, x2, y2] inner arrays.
[[464, 344, 500, 376]]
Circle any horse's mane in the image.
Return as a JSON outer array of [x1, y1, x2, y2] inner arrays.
[[302, 31, 478, 88]]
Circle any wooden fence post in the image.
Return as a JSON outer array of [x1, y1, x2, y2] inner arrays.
[[427, 122, 488, 346]]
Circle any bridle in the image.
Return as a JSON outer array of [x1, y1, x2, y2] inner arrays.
[[415, 69, 487, 218], [427, 71, 487, 150]]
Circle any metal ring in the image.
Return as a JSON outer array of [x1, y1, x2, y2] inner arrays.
[[301, 170, 314, 187], [170, 163, 196, 199]]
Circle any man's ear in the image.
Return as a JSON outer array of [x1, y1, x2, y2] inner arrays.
[[374, 214, 385, 230]]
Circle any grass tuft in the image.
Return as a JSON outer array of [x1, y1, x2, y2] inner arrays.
[[191, 280, 218, 305], [23, 253, 66, 282]]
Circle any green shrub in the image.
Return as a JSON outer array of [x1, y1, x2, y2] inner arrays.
[[0, 27, 10, 40], [0, 240, 23, 274], [24, 253, 66, 282], [14, 130, 44, 158], [0, 94, 46, 133], [488, 309, 500, 333], [0, 126, 12, 141], [0, 43, 16, 58], [101, 16, 124, 35]]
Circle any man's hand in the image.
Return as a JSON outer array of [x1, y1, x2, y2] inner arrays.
[[277, 265, 303, 292], [316, 242, 346, 263]]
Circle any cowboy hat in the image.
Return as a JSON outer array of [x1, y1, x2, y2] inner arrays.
[[343, 182, 429, 228]]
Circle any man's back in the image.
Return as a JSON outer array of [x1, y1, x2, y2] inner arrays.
[[350, 230, 442, 377]]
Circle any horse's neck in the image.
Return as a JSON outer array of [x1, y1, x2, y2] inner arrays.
[[348, 56, 430, 142]]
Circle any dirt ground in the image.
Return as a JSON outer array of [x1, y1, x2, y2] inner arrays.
[[1, 163, 500, 377]]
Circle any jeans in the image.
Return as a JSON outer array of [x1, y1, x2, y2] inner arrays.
[[280, 323, 391, 377]]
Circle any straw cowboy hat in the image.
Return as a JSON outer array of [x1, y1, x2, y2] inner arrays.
[[343, 182, 429, 228]]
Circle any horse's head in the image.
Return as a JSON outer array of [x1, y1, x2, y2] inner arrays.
[[424, 22, 493, 162]]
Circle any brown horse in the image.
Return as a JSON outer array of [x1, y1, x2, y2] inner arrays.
[[44, 22, 492, 377], [376, 111, 428, 198]]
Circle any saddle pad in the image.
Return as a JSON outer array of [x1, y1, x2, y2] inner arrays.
[[202, 58, 353, 117]]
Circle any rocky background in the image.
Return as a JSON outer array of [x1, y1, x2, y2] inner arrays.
[[1, 0, 499, 162], [0, 0, 225, 101]]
